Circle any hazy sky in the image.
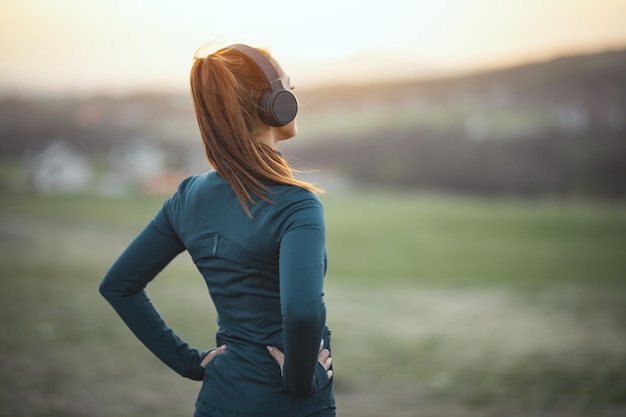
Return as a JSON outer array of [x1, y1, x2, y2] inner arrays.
[[1, 0, 626, 95]]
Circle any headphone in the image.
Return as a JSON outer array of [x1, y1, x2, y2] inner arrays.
[[229, 44, 298, 127]]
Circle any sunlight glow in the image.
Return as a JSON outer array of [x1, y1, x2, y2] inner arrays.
[[1, 0, 625, 95]]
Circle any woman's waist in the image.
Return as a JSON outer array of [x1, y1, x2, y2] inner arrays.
[[215, 324, 332, 351], [215, 325, 281, 351]]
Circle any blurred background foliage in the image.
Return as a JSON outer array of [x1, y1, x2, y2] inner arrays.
[[1, 48, 626, 417], [1, 48, 625, 198]]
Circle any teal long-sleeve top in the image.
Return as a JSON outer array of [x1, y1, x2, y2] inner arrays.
[[99, 171, 335, 417]]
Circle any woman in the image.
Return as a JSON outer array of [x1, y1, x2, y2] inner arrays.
[[99, 43, 335, 417]]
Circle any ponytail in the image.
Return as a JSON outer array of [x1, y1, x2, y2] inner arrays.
[[190, 46, 323, 215]]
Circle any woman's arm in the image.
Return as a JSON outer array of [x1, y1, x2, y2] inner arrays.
[[99, 213, 206, 381], [277, 194, 329, 395]]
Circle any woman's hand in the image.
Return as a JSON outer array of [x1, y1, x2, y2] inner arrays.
[[266, 340, 333, 380], [201, 344, 227, 368]]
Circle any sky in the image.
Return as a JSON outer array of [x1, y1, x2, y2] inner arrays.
[[1, 0, 626, 96]]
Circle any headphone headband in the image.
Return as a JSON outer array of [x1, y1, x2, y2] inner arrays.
[[228, 44, 298, 127], [230, 44, 283, 89]]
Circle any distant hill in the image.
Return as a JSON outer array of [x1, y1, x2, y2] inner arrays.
[[300, 47, 626, 105], [290, 47, 626, 143]]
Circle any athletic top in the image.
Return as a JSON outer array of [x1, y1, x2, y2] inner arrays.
[[99, 171, 335, 417]]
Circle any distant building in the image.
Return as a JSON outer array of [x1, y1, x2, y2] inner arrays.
[[28, 140, 94, 194]]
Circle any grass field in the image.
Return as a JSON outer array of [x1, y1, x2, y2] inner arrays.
[[1, 191, 625, 417]]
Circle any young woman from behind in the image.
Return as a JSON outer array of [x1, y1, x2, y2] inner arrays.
[[99, 43, 335, 417]]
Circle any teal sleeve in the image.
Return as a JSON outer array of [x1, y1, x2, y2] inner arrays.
[[278, 194, 328, 396], [98, 209, 207, 381]]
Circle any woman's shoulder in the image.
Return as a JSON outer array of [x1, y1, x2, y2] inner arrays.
[[174, 170, 223, 193], [270, 185, 325, 226], [272, 183, 322, 205], [163, 171, 226, 212]]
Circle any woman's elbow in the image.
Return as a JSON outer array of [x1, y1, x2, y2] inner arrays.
[[98, 278, 113, 300], [98, 275, 126, 301]]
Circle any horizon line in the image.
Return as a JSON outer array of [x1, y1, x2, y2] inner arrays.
[[2, 42, 625, 100]]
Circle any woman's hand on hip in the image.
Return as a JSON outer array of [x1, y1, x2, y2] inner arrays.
[[266, 340, 333, 380], [201, 344, 227, 368]]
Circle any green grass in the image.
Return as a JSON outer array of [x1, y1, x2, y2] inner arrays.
[[323, 191, 626, 286], [1, 191, 625, 416]]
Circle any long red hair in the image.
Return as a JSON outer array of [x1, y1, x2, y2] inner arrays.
[[190, 45, 323, 215]]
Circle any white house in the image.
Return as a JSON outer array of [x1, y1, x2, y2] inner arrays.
[[28, 141, 94, 194]]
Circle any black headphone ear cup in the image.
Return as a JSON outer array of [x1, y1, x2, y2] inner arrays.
[[259, 91, 276, 126], [260, 90, 298, 127]]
